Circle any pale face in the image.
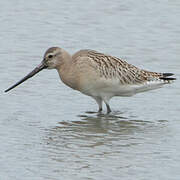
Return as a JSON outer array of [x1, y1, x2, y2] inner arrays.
[[43, 47, 62, 69]]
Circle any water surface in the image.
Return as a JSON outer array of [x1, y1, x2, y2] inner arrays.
[[0, 0, 180, 179]]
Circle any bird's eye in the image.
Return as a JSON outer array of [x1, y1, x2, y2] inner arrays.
[[48, 55, 53, 58]]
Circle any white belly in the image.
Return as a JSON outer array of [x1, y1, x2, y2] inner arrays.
[[79, 78, 165, 99]]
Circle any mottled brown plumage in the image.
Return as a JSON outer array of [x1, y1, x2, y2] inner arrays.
[[82, 50, 163, 83]]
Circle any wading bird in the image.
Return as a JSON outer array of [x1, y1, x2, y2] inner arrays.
[[5, 47, 176, 113]]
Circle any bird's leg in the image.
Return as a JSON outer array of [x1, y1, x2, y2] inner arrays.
[[104, 99, 111, 114], [105, 103, 111, 114], [97, 99, 103, 112], [93, 97, 103, 112], [98, 107, 103, 112]]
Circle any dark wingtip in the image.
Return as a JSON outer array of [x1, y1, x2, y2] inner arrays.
[[160, 73, 176, 81], [160, 77, 176, 81], [162, 73, 174, 77]]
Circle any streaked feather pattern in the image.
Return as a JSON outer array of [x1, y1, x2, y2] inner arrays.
[[74, 49, 175, 86]]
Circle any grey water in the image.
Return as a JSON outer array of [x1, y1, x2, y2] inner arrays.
[[0, 0, 180, 179]]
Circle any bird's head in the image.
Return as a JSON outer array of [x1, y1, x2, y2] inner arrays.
[[43, 47, 64, 69], [5, 47, 68, 92]]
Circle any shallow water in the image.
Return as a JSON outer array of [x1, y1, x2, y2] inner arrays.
[[0, 0, 180, 179]]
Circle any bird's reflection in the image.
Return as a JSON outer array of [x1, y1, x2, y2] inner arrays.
[[43, 111, 154, 149], [42, 111, 168, 165]]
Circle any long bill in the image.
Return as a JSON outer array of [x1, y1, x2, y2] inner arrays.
[[5, 62, 47, 93]]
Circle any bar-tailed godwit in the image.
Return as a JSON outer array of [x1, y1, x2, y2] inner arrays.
[[5, 47, 176, 113]]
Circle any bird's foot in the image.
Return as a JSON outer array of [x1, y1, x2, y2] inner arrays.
[[106, 109, 111, 114], [85, 111, 97, 114]]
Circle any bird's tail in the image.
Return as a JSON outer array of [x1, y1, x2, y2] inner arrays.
[[159, 73, 176, 82]]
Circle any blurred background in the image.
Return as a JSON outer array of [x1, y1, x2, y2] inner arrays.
[[0, 0, 180, 180]]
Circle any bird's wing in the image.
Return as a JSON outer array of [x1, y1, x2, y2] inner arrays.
[[71, 50, 175, 96], [85, 50, 167, 85], [73, 49, 175, 85]]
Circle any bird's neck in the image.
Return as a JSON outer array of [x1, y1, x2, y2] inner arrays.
[[56, 51, 77, 90]]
